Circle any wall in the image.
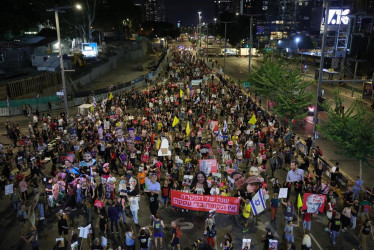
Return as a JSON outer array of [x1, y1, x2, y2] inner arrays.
[[0, 48, 169, 117]]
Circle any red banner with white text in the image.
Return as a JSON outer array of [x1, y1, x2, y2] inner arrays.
[[170, 190, 241, 215]]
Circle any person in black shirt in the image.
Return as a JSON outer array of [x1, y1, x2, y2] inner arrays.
[[262, 228, 274, 249], [99, 213, 107, 236], [138, 227, 151, 249], [329, 213, 342, 246]]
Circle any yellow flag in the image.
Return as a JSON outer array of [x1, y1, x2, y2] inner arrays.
[[248, 92, 251, 97], [172, 116, 179, 127], [156, 138, 161, 149], [90, 104, 94, 113], [186, 121, 190, 136], [108, 92, 113, 101], [180, 89, 184, 98], [297, 193, 303, 208], [248, 114, 257, 125]]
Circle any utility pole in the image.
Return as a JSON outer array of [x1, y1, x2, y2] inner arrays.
[[313, 0, 330, 148], [221, 21, 234, 72], [248, 16, 253, 75]]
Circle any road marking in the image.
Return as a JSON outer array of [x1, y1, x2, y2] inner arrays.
[[310, 233, 324, 250]]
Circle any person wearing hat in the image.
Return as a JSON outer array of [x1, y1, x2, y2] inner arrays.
[[244, 176, 262, 195]]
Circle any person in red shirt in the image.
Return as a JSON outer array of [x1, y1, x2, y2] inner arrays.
[[245, 148, 253, 167], [302, 211, 313, 234]]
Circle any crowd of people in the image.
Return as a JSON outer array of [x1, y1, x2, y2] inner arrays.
[[0, 44, 373, 250]]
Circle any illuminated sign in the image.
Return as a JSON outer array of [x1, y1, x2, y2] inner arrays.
[[82, 43, 98, 57], [327, 9, 350, 25]]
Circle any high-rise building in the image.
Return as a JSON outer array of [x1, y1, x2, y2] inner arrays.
[[214, 0, 237, 18], [144, 0, 166, 22]]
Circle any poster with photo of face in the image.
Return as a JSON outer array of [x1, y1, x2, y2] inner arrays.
[[269, 239, 278, 250], [302, 193, 326, 213], [242, 239, 251, 250], [212, 172, 221, 184], [183, 175, 193, 186], [227, 176, 235, 191]]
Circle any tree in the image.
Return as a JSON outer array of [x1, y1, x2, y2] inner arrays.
[[318, 90, 374, 177], [249, 59, 314, 122]]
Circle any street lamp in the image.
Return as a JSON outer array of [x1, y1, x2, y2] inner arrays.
[[295, 37, 302, 66], [47, 5, 82, 119], [198, 12, 202, 49]]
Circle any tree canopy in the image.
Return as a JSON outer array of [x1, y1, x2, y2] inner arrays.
[[249, 58, 314, 121], [318, 90, 374, 177]]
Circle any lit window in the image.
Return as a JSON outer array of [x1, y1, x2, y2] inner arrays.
[[263, 6, 268, 10]]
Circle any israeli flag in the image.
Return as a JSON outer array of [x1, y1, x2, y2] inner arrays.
[[93, 96, 97, 108], [250, 190, 266, 216], [217, 129, 223, 141], [223, 120, 227, 133], [194, 96, 200, 104]]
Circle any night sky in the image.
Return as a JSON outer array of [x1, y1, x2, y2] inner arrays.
[[165, 0, 215, 27]]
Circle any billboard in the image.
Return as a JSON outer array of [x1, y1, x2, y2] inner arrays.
[[82, 43, 98, 57]]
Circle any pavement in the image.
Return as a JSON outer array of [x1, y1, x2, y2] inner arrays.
[[0, 44, 373, 250]]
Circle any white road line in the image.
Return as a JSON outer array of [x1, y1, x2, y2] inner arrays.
[[310, 233, 324, 250]]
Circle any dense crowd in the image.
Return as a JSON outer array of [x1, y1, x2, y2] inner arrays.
[[0, 45, 374, 250]]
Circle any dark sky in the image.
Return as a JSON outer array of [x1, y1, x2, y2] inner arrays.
[[165, 0, 215, 27]]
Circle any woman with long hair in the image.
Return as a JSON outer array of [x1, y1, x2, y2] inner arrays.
[[190, 171, 209, 195]]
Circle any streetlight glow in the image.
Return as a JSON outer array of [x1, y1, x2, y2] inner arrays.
[[75, 3, 82, 10], [295, 37, 301, 43]]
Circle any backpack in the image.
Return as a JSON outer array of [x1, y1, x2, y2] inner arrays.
[[175, 226, 182, 238]]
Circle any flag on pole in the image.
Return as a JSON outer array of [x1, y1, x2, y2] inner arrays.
[[297, 193, 303, 208], [248, 114, 257, 125], [186, 121, 190, 136], [250, 190, 266, 216], [180, 89, 184, 98], [156, 138, 161, 149], [194, 96, 200, 104], [172, 116, 179, 127], [108, 92, 113, 101], [92, 96, 97, 108], [248, 92, 251, 97], [223, 120, 228, 133]]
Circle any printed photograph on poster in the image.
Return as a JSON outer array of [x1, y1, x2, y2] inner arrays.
[[227, 176, 235, 191], [5, 184, 13, 195], [242, 239, 251, 249], [278, 188, 288, 199], [269, 239, 278, 250], [183, 175, 193, 186], [199, 159, 218, 175], [302, 193, 326, 213], [212, 172, 221, 183]]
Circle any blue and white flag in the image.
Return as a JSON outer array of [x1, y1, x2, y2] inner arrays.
[[250, 190, 266, 216], [194, 96, 200, 104], [217, 129, 223, 141], [92, 96, 97, 108], [223, 120, 227, 133]]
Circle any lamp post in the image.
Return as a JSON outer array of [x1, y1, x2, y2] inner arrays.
[[198, 12, 202, 50], [295, 36, 302, 68], [313, 0, 330, 148], [48, 5, 82, 119]]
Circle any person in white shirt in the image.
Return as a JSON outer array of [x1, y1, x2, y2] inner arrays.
[[210, 183, 220, 195]]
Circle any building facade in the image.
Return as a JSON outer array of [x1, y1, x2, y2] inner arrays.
[[144, 0, 166, 22]]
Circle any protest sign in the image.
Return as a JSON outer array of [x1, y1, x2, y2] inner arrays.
[[170, 190, 241, 215], [5, 184, 13, 195], [302, 193, 326, 213], [199, 159, 217, 175], [278, 188, 288, 199]]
